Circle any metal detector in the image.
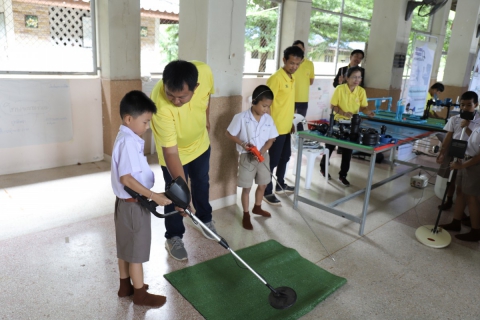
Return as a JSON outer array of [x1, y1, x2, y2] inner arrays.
[[124, 178, 297, 309], [415, 126, 468, 248]]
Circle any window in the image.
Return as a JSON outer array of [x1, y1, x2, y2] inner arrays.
[[310, 0, 373, 76], [244, 0, 281, 75], [0, 0, 96, 74]]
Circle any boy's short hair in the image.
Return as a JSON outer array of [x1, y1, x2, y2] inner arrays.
[[430, 82, 444, 92], [283, 46, 304, 60], [351, 49, 364, 58], [120, 90, 157, 119], [346, 66, 362, 78], [460, 91, 479, 104], [252, 85, 274, 104], [163, 60, 199, 92], [292, 40, 305, 48]]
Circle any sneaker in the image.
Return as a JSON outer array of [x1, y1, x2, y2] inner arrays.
[[165, 237, 188, 261], [275, 185, 295, 195], [192, 220, 218, 241], [338, 176, 350, 186], [321, 170, 332, 180], [263, 194, 281, 206]]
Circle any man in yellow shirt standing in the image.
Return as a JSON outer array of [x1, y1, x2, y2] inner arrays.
[[263, 46, 304, 206], [150, 60, 216, 261], [293, 40, 315, 129]]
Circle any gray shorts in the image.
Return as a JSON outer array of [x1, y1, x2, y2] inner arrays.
[[457, 161, 480, 196], [114, 198, 151, 263], [237, 152, 271, 188]]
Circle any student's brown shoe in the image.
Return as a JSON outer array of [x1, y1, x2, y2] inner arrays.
[[133, 285, 166, 308], [118, 277, 149, 297], [252, 204, 271, 217], [242, 212, 253, 230]]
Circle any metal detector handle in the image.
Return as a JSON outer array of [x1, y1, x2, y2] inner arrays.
[[123, 186, 180, 218], [448, 127, 467, 182]]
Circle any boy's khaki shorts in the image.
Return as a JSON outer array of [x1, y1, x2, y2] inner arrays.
[[237, 152, 271, 188], [457, 160, 480, 196], [114, 198, 151, 263]]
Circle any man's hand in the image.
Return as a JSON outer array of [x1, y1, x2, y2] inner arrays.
[[175, 201, 195, 217]]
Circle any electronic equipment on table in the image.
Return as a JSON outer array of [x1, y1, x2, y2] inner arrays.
[[310, 113, 395, 147]]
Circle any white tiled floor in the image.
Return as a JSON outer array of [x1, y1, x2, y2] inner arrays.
[[1, 147, 479, 319]]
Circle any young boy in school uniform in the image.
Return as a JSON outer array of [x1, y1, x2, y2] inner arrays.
[[440, 91, 480, 242], [111, 90, 172, 307], [436, 91, 480, 211], [226, 85, 278, 229]]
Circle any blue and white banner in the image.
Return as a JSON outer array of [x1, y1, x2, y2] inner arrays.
[[405, 40, 436, 117], [468, 49, 480, 98]]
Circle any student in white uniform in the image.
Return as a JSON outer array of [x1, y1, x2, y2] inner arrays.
[[440, 91, 480, 242], [226, 85, 279, 230]]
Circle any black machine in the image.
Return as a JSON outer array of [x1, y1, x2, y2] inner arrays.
[[312, 113, 380, 146], [124, 178, 297, 310]]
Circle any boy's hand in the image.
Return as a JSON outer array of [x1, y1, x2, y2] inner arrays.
[[436, 153, 444, 164], [338, 75, 344, 84], [151, 192, 172, 206], [460, 119, 470, 128], [242, 142, 253, 150], [450, 160, 462, 170]]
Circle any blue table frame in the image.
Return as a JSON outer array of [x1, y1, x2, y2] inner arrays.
[[293, 120, 440, 236]]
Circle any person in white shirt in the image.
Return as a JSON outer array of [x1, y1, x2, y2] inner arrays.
[[440, 91, 480, 242], [226, 85, 279, 230], [436, 91, 480, 211]]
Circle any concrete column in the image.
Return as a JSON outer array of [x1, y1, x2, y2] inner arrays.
[[97, 0, 143, 156], [429, 0, 452, 82], [365, 0, 412, 105], [443, 0, 480, 99], [278, 0, 312, 67], [178, 0, 247, 209]]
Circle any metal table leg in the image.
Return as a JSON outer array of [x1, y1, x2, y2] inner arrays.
[[359, 152, 377, 236], [293, 136, 303, 209]]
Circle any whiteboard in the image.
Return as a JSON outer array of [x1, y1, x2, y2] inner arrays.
[[0, 79, 73, 148]]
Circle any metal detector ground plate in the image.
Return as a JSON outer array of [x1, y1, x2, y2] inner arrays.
[[268, 286, 297, 309], [415, 225, 452, 248]]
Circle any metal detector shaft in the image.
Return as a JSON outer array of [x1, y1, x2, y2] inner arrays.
[[185, 208, 271, 288], [431, 127, 466, 233]]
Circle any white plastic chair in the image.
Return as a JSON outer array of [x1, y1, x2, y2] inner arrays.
[[290, 114, 329, 189]]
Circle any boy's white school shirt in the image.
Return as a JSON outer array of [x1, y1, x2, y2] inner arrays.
[[111, 125, 155, 199], [227, 109, 279, 154], [444, 113, 480, 140], [466, 126, 480, 157]]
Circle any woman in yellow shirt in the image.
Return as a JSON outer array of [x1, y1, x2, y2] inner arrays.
[[320, 67, 374, 186]]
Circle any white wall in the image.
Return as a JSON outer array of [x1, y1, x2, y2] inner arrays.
[[241, 76, 335, 121], [0, 78, 103, 175]]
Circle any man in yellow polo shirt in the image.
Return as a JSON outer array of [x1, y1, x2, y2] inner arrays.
[[150, 60, 216, 261], [264, 46, 304, 206], [293, 40, 315, 129]]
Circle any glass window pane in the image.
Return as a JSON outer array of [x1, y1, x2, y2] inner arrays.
[[244, 0, 280, 74], [312, 0, 342, 13], [309, 11, 341, 75], [344, 0, 373, 20], [0, 1, 95, 73], [338, 17, 369, 68], [411, 10, 430, 32]]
